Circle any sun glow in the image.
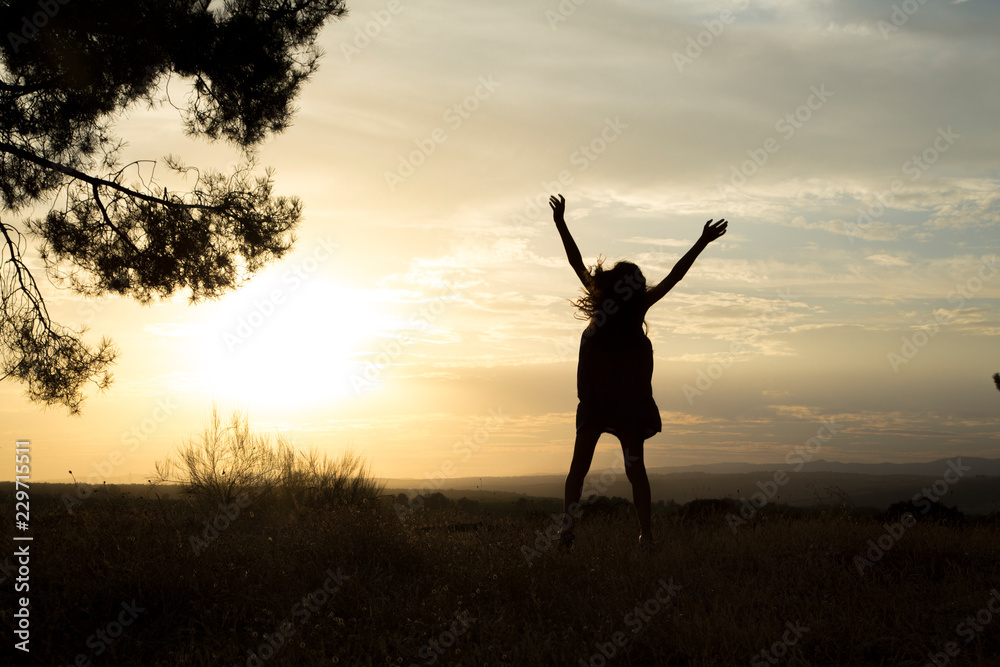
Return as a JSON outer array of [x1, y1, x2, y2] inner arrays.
[[195, 277, 383, 409]]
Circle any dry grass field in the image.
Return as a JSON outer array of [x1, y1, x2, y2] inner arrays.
[[5, 411, 1000, 666], [4, 484, 1000, 667]]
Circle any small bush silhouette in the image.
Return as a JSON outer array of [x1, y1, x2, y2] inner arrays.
[[153, 405, 381, 512], [884, 499, 965, 525], [278, 446, 383, 510]]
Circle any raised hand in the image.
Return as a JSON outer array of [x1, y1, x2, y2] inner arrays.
[[550, 194, 566, 223], [701, 218, 728, 243], [550, 194, 589, 286]]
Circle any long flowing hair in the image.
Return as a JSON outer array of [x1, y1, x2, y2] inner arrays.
[[572, 257, 648, 334]]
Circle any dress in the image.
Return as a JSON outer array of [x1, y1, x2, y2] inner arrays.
[[575, 313, 662, 440]]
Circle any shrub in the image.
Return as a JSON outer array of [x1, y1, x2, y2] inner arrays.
[[153, 405, 382, 512], [278, 447, 384, 509]]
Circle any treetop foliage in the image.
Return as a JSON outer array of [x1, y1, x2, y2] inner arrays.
[[1, 0, 347, 412]]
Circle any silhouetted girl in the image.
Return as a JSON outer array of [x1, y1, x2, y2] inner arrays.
[[550, 194, 727, 548]]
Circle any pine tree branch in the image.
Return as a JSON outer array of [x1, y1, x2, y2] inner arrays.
[[0, 80, 53, 95], [1, 220, 57, 338], [92, 183, 144, 256], [0, 141, 222, 212]]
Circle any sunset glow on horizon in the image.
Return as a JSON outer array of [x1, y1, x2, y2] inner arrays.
[[3, 0, 999, 485]]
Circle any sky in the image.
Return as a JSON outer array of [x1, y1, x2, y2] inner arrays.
[[3, 0, 999, 484]]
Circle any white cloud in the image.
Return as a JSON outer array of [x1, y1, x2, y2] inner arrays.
[[866, 253, 910, 267]]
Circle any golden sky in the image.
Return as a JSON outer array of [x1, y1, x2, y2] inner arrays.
[[3, 0, 999, 483]]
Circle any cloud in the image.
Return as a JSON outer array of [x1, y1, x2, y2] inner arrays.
[[866, 253, 910, 267], [925, 180, 1000, 229], [622, 236, 695, 248]]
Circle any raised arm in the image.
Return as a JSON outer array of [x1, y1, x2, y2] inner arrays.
[[646, 219, 727, 308], [550, 194, 590, 287]]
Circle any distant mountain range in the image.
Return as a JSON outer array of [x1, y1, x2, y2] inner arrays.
[[382, 456, 1000, 514], [643, 457, 1000, 477], [383, 456, 1000, 491]]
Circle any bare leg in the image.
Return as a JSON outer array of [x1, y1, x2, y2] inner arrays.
[[563, 425, 602, 532], [619, 432, 652, 540]]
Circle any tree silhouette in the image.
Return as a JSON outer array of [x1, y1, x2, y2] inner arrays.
[[993, 372, 1000, 393], [0, 0, 346, 413]]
